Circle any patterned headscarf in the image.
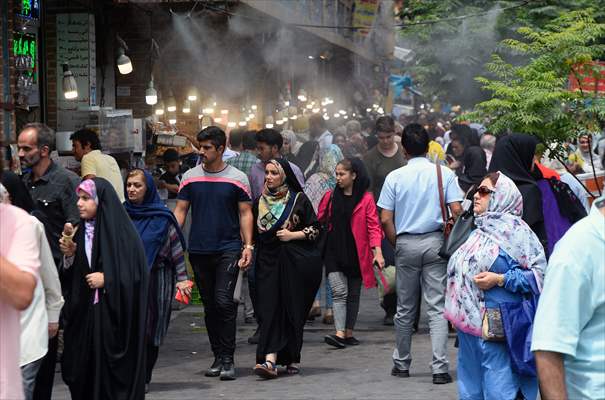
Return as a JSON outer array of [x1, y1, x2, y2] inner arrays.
[[303, 145, 344, 212], [77, 179, 98, 205], [257, 160, 291, 233], [444, 172, 546, 336]]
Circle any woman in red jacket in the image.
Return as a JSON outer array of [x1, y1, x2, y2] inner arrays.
[[318, 158, 385, 348]]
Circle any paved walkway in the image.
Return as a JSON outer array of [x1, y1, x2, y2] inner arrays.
[[52, 288, 459, 399]]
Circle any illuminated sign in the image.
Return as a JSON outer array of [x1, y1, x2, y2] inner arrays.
[[12, 33, 37, 83], [15, 0, 40, 19]]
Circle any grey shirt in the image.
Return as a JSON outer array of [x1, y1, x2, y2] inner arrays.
[[22, 161, 80, 263]]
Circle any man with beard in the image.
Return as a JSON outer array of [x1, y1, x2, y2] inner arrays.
[[17, 122, 79, 400]]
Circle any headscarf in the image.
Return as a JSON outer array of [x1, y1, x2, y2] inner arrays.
[[123, 169, 186, 270], [576, 134, 602, 171], [331, 158, 371, 221], [281, 130, 302, 156], [77, 179, 98, 271], [444, 173, 546, 336], [303, 145, 344, 211], [257, 159, 301, 233], [0, 170, 34, 212], [489, 134, 544, 228]]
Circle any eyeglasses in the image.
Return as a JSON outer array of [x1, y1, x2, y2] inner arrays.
[[476, 186, 495, 197]]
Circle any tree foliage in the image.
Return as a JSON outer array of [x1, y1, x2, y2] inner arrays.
[[397, 0, 605, 106], [465, 10, 605, 154]]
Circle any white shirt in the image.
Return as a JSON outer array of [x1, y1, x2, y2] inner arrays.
[[222, 147, 240, 161], [20, 217, 64, 366], [378, 157, 463, 234]]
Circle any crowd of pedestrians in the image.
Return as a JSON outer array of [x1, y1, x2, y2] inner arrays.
[[0, 113, 604, 400]]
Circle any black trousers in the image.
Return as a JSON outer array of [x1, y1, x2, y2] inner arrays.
[[145, 344, 159, 384], [190, 252, 240, 358], [32, 335, 58, 400]]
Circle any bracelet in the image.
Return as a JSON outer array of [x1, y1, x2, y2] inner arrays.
[[243, 244, 255, 250]]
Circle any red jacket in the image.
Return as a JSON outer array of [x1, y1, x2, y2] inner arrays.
[[317, 191, 384, 289]]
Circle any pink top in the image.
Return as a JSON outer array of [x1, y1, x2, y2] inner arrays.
[[317, 191, 384, 288], [0, 204, 40, 400]]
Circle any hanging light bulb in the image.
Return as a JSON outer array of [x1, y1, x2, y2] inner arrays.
[[187, 87, 198, 101], [251, 104, 258, 111], [276, 119, 284, 126], [297, 89, 307, 102], [312, 108, 320, 113], [145, 78, 157, 105], [265, 123, 274, 129], [227, 122, 237, 128], [221, 109, 229, 115], [238, 121, 247, 127], [168, 113, 177, 125], [62, 64, 78, 99], [182, 100, 191, 114], [116, 46, 133, 75], [154, 100, 165, 116], [166, 93, 177, 112]]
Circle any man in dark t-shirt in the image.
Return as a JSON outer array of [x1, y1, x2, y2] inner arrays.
[[159, 148, 182, 200], [174, 127, 253, 381]]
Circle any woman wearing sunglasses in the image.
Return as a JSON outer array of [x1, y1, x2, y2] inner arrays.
[[444, 172, 547, 400]]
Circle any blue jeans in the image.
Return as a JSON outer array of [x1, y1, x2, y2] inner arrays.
[[314, 268, 333, 308]]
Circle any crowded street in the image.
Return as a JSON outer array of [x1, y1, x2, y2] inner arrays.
[[1, 1, 605, 400]]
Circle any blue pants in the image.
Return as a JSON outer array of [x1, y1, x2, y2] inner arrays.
[[314, 270, 333, 308], [457, 331, 538, 400]]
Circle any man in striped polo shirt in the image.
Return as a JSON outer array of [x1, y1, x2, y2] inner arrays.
[[174, 126, 253, 381]]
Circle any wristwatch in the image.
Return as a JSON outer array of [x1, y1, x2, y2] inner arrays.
[[497, 274, 505, 287], [243, 244, 255, 250]]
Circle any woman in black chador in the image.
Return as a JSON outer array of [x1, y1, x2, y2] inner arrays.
[[59, 178, 148, 400], [252, 159, 322, 379]]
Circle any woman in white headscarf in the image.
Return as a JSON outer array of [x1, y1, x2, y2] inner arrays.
[[281, 130, 302, 163]]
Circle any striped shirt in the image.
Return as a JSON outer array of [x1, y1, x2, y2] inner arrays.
[[178, 164, 251, 254]]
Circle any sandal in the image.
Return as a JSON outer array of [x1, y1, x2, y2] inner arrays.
[[286, 365, 300, 375], [254, 360, 278, 379]]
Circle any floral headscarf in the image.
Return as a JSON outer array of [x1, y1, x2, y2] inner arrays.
[[303, 145, 344, 212], [257, 160, 291, 233], [444, 172, 546, 336], [77, 179, 98, 205]]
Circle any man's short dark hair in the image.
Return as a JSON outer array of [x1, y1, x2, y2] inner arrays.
[[162, 148, 179, 163], [402, 123, 429, 157], [242, 130, 257, 151], [197, 126, 227, 150], [257, 129, 283, 150], [70, 128, 101, 150], [22, 122, 56, 152], [229, 129, 244, 149], [375, 116, 395, 134], [308, 114, 327, 130]]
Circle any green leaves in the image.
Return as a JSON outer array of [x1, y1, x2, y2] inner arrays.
[[467, 10, 605, 152]]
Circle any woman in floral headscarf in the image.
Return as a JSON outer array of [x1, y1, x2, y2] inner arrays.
[[252, 159, 322, 379], [303, 145, 344, 323], [444, 172, 546, 400]]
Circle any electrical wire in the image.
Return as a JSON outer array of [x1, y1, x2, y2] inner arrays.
[[194, 0, 531, 31]]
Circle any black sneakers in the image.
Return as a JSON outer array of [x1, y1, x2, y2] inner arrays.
[[220, 356, 236, 381], [391, 366, 410, 377], [205, 357, 222, 377], [432, 372, 453, 384], [324, 334, 346, 349]]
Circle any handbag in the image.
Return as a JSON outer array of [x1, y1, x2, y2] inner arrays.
[[439, 209, 475, 259], [436, 160, 454, 238], [482, 307, 505, 341], [373, 264, 396, 298], [500, 271, 541, 376]]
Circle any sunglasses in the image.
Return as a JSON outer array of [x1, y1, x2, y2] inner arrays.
[[476, 186, 495, 196]]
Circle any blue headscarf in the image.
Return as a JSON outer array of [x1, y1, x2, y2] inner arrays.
[[123, 169, 186, 270]]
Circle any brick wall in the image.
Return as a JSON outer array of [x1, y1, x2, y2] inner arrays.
[[45, 13, 57, 130], [0, 0, 16, 143]]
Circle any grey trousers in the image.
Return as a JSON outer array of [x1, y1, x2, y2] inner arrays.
[[21, 357, 44, 400], [393, 232, 449, 374], [328, 272, 362, 332]]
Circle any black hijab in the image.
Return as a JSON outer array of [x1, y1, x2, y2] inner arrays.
[[0, 170, 35, 212], [296, 140, 320, 179], [332, 158, 371, 221], [61, 178, 148, 400], [489, 134, 544, 227], [277, 157, 304, 193]]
